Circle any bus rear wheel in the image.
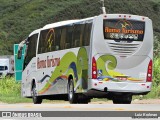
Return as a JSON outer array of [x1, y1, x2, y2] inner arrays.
[[112, 95, 132, 104], [31, 83, 42, 104], [67, 79, 78, 104], [77, 94, 90, 104], [67, 79, 90, 104]]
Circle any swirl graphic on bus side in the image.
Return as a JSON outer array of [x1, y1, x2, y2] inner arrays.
[[96, 55, 117, 81], [96, 55, 143, 82], [38, 47, 88, 94]]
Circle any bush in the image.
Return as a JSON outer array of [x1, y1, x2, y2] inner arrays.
[[153, 58, 160, 85], [0, 77, 21, 96], [144, 57, 160, 99], [0, 77, 32, 103]]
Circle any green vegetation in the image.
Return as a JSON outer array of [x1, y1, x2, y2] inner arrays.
[[144, 58, 160, 99], [0, 77, 32, 103], [0, 0, 160, 55]]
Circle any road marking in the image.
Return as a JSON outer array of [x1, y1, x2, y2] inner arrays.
[[0, 104, 125, 111], [114, 108, 125, 110], [64, 106, 73, 108]]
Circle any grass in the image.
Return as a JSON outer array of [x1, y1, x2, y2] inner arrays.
[[0, 77, 32, 103], [143, 85, 160, 99]]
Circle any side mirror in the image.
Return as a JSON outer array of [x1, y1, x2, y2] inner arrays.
[[17, 47, 22, 59]]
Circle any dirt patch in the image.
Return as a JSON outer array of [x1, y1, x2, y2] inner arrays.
[[132, 99, 160, 104], [91, 99, 160, 104], [0, 102, 7, 104]]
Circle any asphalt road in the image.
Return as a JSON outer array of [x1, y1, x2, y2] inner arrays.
[[0, 103, 160, 119], [0, 103, 160, 111]]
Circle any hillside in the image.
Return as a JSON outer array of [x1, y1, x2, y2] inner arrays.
[[0, 0, 160, 55]]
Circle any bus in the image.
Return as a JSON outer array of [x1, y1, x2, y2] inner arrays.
[[15, 13, 153, 104]]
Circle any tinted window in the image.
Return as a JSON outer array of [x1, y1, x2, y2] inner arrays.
[[103, 19, 145, 41], [73, 24, 81, 47], [82, 23, 92, 46], [5, 66, 8, 70], [38, 29, 55, 53], [24, 34, 38, 68], [54, 28, 61, 51], [0, 66, 7, 71], [38, 20, 93, 54], [66, 25, 73, 49]]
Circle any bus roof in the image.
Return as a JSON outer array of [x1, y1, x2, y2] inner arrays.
[[103, 14, 150, 21], [29, 28, 41, 37], [27, 13, 151, 37], [28, 17, 94, 37], [42, 17, 95, 30]]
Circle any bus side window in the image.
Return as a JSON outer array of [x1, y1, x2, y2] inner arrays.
[[24, 34, 38, 69], [45, 29, 55, 52], [79, 24, 85, 47], [86, 23, 92, 45], [65, 43, 70, 49], [54, 28, 61, 51], [83, 23, 92, 46], [60, 27, 66, 50], [38, 30, 47, 54], [73, 24, 81, 48], [66, 25, 73, 49], [5, 66, 8, 70]]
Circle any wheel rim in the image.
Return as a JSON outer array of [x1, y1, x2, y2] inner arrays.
[[32, 85, 37, 101], [69, 81, 74, 100]]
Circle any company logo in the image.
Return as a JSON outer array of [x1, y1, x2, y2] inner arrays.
[[105, 20, 144, 34], [37, 56, 60, 69], [120, 21, 130, 28], [45, 28, 55, 50], [104, 20, 144, 40]]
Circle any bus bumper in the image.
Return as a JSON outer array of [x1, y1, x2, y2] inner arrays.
[[90, 80, 152, 94]]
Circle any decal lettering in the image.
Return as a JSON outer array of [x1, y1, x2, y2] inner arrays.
[[104, 19, 145, 41], [105, 27, 144, 34], [37, 56, 60, 69]]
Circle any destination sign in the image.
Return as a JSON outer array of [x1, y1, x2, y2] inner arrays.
[[104, 19, 145, 41]]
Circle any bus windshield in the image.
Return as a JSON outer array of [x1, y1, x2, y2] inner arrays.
[[0, 66, 8, 71], [103, 19, 145, 41]]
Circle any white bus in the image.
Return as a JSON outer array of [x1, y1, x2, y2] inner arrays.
[[15, 13, 153, 104]]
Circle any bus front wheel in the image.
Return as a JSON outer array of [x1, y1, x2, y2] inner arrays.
[[31, 83, 42, 104]]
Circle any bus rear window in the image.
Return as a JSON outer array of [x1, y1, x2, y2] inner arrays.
[[103, 19, 145, 41]]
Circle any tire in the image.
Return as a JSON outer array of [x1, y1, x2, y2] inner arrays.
[[31, 83, 42, 104], [67, 79, 90, 104], [113, 95, 132, 104], [67, 79, 77, 104], [77, 94, 90, 104]]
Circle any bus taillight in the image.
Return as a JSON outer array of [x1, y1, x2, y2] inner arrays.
[[146, 60, 152, 82], [92, 57, 97, 79]]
